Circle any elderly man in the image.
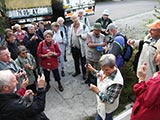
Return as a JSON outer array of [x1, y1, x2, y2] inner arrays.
[[0, 70, 49, 120], [0, 46, 26, 89], [85, 22, 106, 84], [69, 14, 90, 80], [96, 9, 113, 35], [128, 20, 160, 80], [105, 23, 126, 69], [78, 9, 91, 30]]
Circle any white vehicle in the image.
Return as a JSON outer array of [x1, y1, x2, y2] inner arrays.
[[0, 0, 95, 27]]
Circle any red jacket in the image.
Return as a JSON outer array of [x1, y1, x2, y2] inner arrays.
[[131, 71, 160, 120], [37, 40, 61, 70]]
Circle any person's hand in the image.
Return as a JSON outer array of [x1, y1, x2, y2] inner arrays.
[[37, 74, 45, 88], [100, 42, 106, 47], [21, 78, 29, 89], [23, 63, 31, 69], [137, 62, 147, 82], [127, 39, 135, 45], [15, 69, 26, 78], [31, 35, 38, 40], [24, 89, 34, 97], [29, 65, 34, 70], [47, 51, 54, 57], [101, 28, 105, 32], [90, 84, 99, 94], [85, 63, 94, 72], [52, 52, 57, 56]]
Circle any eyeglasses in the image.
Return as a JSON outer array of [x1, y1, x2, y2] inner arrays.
[[21, 51, 27, 55]]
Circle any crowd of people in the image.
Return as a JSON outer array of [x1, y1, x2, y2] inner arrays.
[[0, 8, 160, 120]]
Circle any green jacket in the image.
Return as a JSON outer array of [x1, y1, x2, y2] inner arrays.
[[15, 53, 37, 85]]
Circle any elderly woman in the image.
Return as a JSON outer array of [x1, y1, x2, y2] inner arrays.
[[131, 40, 160, 120], [14, 24, 26, 45], [37, 30, 63, 92], [15, 45, 37, 93], [57, 17, 69, 62], [86, 54, 123, 120], [51, 22, 67, 77]]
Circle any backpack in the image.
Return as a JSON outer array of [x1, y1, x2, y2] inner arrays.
[[132, 40, 150, 72], [116, 33, 133, 62]]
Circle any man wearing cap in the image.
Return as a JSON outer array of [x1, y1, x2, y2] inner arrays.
[[85, 22, 106, 84], [128, 20, 160, 80], [96, 9, 112, 35]]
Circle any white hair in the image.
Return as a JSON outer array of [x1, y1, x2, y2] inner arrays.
[[0, 70, 14, 92], [57, 17, 65, 23]]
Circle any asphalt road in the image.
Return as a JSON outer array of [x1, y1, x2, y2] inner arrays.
[[45, 1, 159, 120], [88, 0, 158, 25]]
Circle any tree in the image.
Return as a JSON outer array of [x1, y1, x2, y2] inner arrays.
[[0, 0, 9, 34], [153, 0, 160, 19]]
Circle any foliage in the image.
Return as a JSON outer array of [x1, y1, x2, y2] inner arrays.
[[153, 0, 160, 19], [0, 17, 9, 35]]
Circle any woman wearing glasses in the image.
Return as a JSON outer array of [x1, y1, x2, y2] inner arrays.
[[15, 45, 37, 93]]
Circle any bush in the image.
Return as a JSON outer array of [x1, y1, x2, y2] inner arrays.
[[0, 17, 9, 35]]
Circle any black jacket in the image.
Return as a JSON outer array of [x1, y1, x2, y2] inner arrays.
[[7, 41, 19, 60], [23, 33, 42, 57], [0, 88, 49, 120]]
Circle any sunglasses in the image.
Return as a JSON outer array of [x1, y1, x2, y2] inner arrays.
[[21, 51, 27, 55]]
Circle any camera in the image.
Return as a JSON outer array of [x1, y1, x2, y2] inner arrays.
[[17, 69, 24, 73]]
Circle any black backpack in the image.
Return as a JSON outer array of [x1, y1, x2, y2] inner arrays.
[[116, 33, 133, 62], [132, 40, 150, 72]]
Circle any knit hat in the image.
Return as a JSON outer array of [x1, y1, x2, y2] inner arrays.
[[147, 20, 160, 29], [93, 23, 102, 30]]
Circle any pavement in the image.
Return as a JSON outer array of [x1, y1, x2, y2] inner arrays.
[[44, 10, 156, 120]]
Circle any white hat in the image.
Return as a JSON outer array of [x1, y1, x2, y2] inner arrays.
[[102, 9, 109, 16]]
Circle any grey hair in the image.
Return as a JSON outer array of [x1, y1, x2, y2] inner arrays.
[[43, 30, 53, 38], [27, 24, 34, 30], [99, 54, 116, 68], [17, 45, 27, 55], [0, 70, 14, 92], [57, 17, 65, 23]]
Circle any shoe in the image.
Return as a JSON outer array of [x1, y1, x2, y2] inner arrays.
[[45, 84, 51, 92], [72, 72, 80, 77], [61, 70, 65, 77], [83, 75, 87, 80], [58, 84, 64, 92], [64, 58, 67, 62], [84, 78, 90, 84]]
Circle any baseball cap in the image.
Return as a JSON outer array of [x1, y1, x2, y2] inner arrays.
[[147, 20, 160, 29]]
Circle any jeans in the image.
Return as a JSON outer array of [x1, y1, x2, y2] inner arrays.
[[95, 113, 113, 120]]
